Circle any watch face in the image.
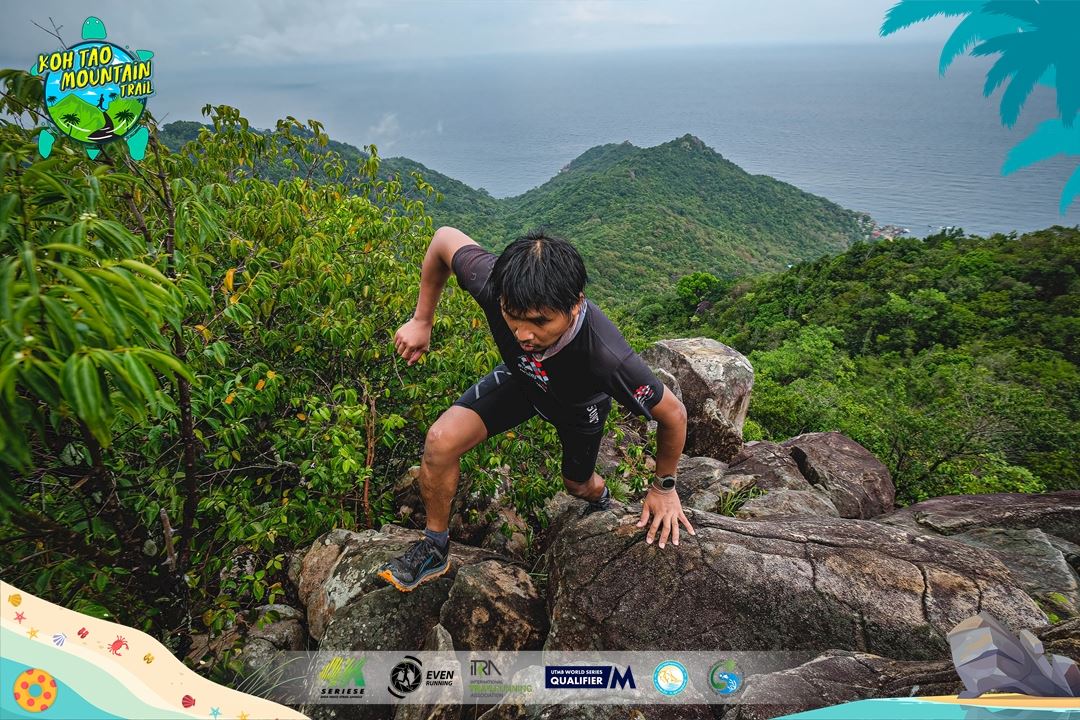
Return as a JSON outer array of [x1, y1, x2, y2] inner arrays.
[[660, 477, 676, 489]]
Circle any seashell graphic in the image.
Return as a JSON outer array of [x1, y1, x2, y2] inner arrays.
[[181, 695, 195, 708], [52, 633, 66, 647], [8, 593, 22, 607], [143, 653, 154, 664]]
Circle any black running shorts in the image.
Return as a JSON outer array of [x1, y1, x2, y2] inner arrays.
[[453, 364, 612, 483]]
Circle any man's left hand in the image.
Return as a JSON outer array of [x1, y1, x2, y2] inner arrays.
[[637, 487, 696, 549]]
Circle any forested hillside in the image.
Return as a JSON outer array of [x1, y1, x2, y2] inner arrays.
[[627, 227, 1080, 502], [159, 123, 871, 306]]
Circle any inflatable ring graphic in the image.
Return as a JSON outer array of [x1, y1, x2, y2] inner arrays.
[[12, 668, 58, 713]]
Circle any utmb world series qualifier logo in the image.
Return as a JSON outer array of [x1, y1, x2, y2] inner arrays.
[[31, 16, 154, 161]]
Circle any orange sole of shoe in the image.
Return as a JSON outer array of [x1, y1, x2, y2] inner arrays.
[[377, 561, 451, 592]]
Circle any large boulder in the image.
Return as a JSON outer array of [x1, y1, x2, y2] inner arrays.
[[725, 617, 1080, 720], [724, 650, 962, 720], [238, 604, 308, 692], [641, 338, 753, 461], [542, 500, 1047, 659], [734, 489, 840, 520], [686, 435, 894, 521], [439, 560, 547, 651], [877, 491, 1080, 545], [392, 624, 461, 720], [780, 432, 895, 518], [947, 527, 1079, 619], [877, 491, 1080, 620], [724, 442, 813, 493], [295, 525, 509, 645]]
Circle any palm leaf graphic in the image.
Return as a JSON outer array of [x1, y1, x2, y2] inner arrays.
[[975, 0, 1080, 127]]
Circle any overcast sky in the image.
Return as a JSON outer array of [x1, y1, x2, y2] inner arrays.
[[1, 0, 955, 69]]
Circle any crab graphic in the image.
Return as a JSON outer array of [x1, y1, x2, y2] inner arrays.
[[108, 635, 129, 656], [33, 16, 153, 161]]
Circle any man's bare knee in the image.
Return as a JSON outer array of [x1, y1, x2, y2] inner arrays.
[[424, 407, 487, 464]]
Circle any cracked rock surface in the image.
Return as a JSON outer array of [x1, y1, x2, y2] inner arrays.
[[542, 496, 1045, 659]]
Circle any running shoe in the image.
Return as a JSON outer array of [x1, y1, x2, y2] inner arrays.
[[377, 536, 450, 592]]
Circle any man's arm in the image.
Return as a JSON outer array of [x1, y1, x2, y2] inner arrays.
[[637, 385, 696, 548], [394, 227, 479, 365]]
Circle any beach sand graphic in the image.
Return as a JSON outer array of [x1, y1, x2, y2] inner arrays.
[[0, 579, 308, 720]]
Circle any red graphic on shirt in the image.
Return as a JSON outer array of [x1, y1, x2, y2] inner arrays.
[[517, 354, 550, 392], [633, 384, 654, 405]]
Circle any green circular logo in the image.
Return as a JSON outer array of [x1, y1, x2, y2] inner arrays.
[[42, 40, 149, 145]]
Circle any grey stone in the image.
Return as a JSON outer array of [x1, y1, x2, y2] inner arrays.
[[543, 501, 1046, 659], [439, 560, 547, 651], [393, 624, 461, 720], [780, 432, 895, 519], [641, 337, 753, 461], [948, 527, 1080, 619], [725, 650, 962, 720], [877, 491, 1080, 545], [735, 489, 840, 520]]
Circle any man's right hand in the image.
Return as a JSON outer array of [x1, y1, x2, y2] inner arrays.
[[394, 318, 433, 365]]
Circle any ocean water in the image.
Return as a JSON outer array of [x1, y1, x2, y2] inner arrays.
[[152, 44, 1080, 237]]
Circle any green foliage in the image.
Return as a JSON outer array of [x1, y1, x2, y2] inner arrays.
[[0, 70, 569, 670], [637, 227, 1080, 504], [158, 125, 869, 309]]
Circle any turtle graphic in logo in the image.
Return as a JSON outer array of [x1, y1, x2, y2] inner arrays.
[[32, 16, 154, 160]]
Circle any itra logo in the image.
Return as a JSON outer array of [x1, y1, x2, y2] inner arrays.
[[317, 656, 366, 698], [31, 16, 154, 161]]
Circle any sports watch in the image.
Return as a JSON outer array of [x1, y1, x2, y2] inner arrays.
[[652, 475, 677, 493]]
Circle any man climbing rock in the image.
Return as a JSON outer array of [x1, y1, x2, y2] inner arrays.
[[378, 226, 694, 591]]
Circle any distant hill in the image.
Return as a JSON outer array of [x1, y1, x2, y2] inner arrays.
[[158, 122, 871, 306]]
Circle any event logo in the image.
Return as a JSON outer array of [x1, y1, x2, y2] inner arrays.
[[388, 655, 456, 699], [708, 659, 742, 696], [468, 657, 533, 699], [652, 660, 688, 696], [545, 665, 635, 689], [31, 16, 154, 161], [316, 655, 366, 699], [388, 656, 424, 698]]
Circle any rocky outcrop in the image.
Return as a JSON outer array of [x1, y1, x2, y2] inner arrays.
[[877, 491, 1080, 545], [878, 492, 1080, 620], [685, 435, 894, 521], [781, 432, 895, 518], [724, 651, 962, 720], [724, 618, 1080, 719], [392, 624, 461, 720], [947, 527, 1079, 619], [294, 525, 535, 649], [735, 488, 840, 519], [438, 560, 546, 651], [542, 497, 1046, 658], [641, 338, 753, 461]]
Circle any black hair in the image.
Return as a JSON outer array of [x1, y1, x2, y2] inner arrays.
[[490, 228, 588, 316]]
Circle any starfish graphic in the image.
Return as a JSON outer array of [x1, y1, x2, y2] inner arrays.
[[238, 713, 249, 720], [209, 707, 221, 719], [28, 627, 39, 639], [14, 611, 25, 623]]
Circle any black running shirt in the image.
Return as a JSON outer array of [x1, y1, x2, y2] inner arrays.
[[451, 244, 666, 422]]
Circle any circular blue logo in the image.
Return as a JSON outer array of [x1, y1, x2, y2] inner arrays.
[[652, 661, 688, 696], [709, 660, 743, 695]]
